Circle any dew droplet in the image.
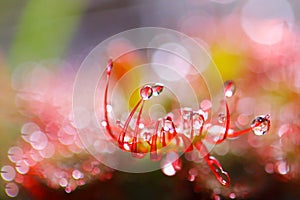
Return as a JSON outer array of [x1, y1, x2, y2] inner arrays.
[[187, 174, 195, 182], [106, 104, 113, 113], [65, 186, 72, 193], [21, 122, 40, 142], [72, 170, 84, 180], [224, 80, 236, 98], [251, 114, 270, 136], [152, 83, 164, 96], [59, 178, 68, 187], [30, 131, 48, 150], [192, 113, 204, 132], [229, 192, 236, 199], [15, 160, 29, 175], [140, 85, 153, 100], [101, 120, 108, 127], [276, 161, 289, 175], [218, 113, 226, 123], [106, 59, 113, 76], [163, 118, 175, 133], [265, 163, 274, 174], [207, 156, 230, 186], [7, 147, 23, 163], [161, 162, 176, 176], [1, 166, 16, 181], [5, 182, 19, 197], [188, 167, 198, 182], [138, 123, 144, 129]]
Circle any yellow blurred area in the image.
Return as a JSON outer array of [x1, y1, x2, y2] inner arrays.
[[129, 88, 141, 109], [210, 44, 245, 81]]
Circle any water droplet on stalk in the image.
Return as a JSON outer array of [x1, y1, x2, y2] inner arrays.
[[251, 114, 270, 136], [140, 85, 153, 100], [218, 113, 226, 123], [192, 113, 204, 135], [152, 83, 164, 96], [163, 118, 174, 133], [106, 59, 113, 76], [224, 80, 236, 98], [206, 156, 230, 186]]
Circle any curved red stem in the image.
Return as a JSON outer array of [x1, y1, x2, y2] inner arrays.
[[104, 73, 117, 141], [118, 99, 143, 149], [132, 101, 145, 153], [214, 102, 231, 144]]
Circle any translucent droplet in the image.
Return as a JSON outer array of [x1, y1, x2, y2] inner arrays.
[[161, 163, 176, 176], [106, 59, 113, 76], [59, 178, 68, 187], [1, 166, 16, 181], [140, 85, 153, 100], [7, 147, 23, 163], [138, 123, 144, 129], [224, 80, 236, 98], [101, 120, 107, 127], [65, 186, 72, 193], [251, 114, 270, 136], [5, 182, 19, 197], [187, 174, 195, 182], [72, 170, 84, 180], [163, 118, 174, 133], [265, 163, 274, 174], [188, 167, 198, 181], [30, 131, 48, 150], [218, 113, 226, 123], [207, 156, 230, 186], [192, 113, 204, 131], [21, 122, 40, 142], [152, 83, 164, 96], [106, 104, 112, 113], [229, 192, 236, 199], [276, 161, 289, 175], [15, 160, 29, 175]]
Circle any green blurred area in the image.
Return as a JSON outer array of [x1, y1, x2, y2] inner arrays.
[[9, 0, 86, 68]]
